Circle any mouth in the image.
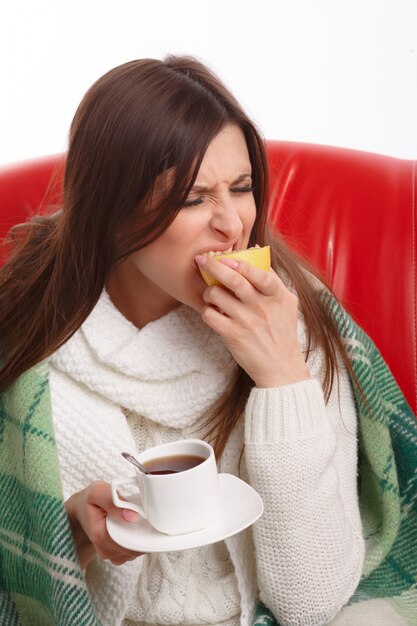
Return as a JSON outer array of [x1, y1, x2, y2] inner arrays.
[[192, 247, 234, 280], [205, 246, 234, 257], [193, 242, 240, 278], [200, 242, 239, 257]]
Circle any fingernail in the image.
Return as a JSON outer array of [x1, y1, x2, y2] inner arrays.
[[195, 255, 207, 266], [122, 509, 139, 522], [220, 258, 239, 268]]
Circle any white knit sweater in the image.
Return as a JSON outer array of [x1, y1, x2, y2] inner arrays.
[[49, 290, 364, 626]]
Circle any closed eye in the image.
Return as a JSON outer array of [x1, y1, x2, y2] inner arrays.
[[182, 197, 205, 208], [182, 186, 255, 208], [231, 185, 255, 194]]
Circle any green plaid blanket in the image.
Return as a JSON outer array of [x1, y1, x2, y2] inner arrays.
[[253, 293, 417, 625], [1, 293, 416, 625]]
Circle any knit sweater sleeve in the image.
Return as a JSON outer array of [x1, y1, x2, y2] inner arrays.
[[244, 320, 364, 626]]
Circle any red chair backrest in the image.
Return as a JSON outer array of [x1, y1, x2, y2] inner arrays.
[[267, 142, 416, 416], [0, 144, 416, 415], [0, 154, 65, 257]]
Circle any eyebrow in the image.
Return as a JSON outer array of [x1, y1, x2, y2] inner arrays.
[[190, 173, 252, 192]]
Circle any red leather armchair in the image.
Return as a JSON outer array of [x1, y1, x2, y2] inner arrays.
[[0, 144, 415, 415]]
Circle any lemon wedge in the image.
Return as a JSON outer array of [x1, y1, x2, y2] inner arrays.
[[199, 245, 271, 286]]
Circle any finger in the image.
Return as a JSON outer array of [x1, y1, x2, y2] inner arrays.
[[200, 303, 237, 338], [196, 255, 254, 302], [87, 505, 133, 557], [109, 552, 145, 566], [203, 285, 250, 321], [196, 254, 279, 300], [88, 481, 140, 523], [220, 257, 279, 297], [92, 516, 141, 561]]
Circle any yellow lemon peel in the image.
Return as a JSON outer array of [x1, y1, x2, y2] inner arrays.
[[199, 245, 271, 286]]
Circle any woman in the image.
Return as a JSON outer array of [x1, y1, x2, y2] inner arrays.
[[0, 56, 415, 626]]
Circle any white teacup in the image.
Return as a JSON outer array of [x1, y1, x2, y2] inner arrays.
[[111, 439, 220, 536]]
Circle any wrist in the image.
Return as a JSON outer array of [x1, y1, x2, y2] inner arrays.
[[254, 362, 312, 389]]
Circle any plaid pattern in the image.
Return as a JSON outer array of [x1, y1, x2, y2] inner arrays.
[[0, 293, 416, 625], [253, 294, 417, 625], [0, 361, 99, 625]]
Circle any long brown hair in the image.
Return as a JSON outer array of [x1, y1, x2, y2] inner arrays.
[[0, 56, 353, 459]]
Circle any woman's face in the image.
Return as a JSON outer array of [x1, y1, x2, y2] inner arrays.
[[108, 123, 257, 326]]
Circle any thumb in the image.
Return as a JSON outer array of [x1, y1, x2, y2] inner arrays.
[[89, 481, 140, 524], [121, 508, 140, 522], [116, 491, 140, 523]]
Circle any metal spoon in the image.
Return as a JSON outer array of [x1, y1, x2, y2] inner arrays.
[[121, 451, 151, 475]]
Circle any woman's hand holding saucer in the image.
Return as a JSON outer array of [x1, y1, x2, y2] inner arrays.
[[65, 480, 144, 569], [195, 255, 311, 388]]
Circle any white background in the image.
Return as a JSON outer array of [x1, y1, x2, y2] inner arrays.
[[1, 0, 416, 165]]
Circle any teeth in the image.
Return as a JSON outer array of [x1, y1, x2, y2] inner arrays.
[[206, 246, 233, 257]]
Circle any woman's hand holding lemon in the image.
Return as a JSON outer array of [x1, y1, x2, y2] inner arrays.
[[195, 247, 311, 388]]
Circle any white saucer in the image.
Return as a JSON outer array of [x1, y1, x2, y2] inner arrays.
[[106, 473, 263, 553]]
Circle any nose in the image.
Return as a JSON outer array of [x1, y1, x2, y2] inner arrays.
[[209, 196, 243, 240]]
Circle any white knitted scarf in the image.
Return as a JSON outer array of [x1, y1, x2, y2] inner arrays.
[[52, 290, 237, 428]]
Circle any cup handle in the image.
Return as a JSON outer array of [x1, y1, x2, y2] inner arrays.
[[111, 476, 145, 517]]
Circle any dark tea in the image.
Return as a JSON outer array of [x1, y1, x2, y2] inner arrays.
[[143, 454, 205, 475]]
